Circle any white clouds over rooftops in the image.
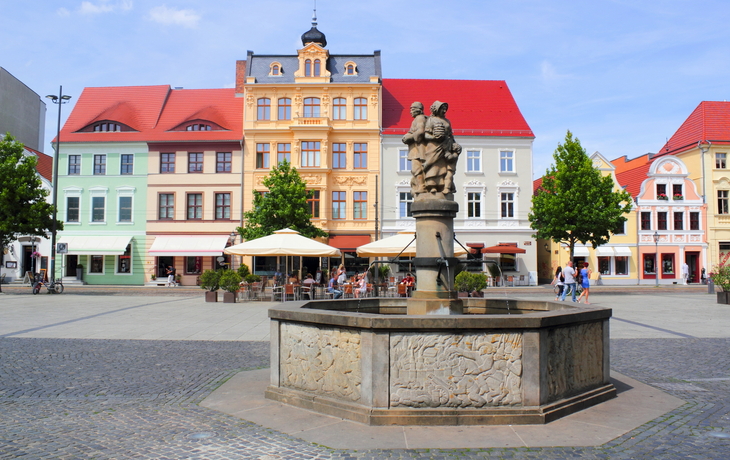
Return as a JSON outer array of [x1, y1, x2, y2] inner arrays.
[[147, 5, 200, 28], [79, 0, 133, 14]]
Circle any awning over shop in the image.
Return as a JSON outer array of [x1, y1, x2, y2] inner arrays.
[[481, 243, 526, 254], [149, 235, 230, 257], [58, 235, 132, 255], [572, 247, 590, 257], [614, 246, 632, 256], [595, 247, 614, 257], [328, 234, 371, 251]]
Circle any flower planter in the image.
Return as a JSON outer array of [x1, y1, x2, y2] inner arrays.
[[457, 291, 469, 298], [470, 290, 484, 298], [223, 292, 237, 303], [717, 292, 730, 304], [205, 291, 218, 302]]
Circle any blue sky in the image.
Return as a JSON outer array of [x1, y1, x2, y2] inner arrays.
[[2, 0, 728, 178]]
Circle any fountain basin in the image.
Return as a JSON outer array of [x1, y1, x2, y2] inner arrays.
[[266, 298, 615, 425]]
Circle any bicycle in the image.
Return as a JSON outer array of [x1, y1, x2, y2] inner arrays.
[[32, 275, 64, 295]]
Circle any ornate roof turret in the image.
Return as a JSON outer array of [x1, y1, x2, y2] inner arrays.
[[301, 9, 327, 47]]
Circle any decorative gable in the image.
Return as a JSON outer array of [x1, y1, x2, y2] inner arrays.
[[294, 43, 331, 83]]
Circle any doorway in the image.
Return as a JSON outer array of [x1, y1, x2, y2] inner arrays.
[[685, 252, 699, 283], [65, 255, 78, 277]]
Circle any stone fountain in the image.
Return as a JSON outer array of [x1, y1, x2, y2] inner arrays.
[[264, 101, 616, 425]]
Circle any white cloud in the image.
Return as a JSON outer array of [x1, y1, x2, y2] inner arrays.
[[56, 7, 71, 17], [147, 5, 200, 28], [79, 1, 133, 15]]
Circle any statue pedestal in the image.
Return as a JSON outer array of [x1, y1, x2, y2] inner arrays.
[[407, 199, 463, 315]]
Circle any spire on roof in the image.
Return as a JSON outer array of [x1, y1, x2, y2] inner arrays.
[[301, 1, 327, 47]]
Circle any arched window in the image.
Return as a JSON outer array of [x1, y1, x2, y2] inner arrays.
[[305, 59, 312, 77], [257, 98, 271, 121], [278, 98, 291, 120], [303, 98, 321, 117], [344, 61, 358, 76], [313, 59, 321, 77], [354, 97, 367, 120], [333, 97, 346, 120], [347, 64, 355, 75], [272, 64, 280, 76]]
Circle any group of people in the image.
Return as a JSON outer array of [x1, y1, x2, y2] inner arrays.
[[326, 264, 374, 299], [552, 261, 592, 304]]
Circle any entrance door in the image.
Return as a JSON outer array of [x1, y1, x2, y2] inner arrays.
[[22, 246, 34, 276], [686, 252, 699, 283], [65, 255, 78, 277], [157, 256, 173, 278]]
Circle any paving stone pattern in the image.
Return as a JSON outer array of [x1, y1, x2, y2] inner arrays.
[[1, 337, 729, 459]]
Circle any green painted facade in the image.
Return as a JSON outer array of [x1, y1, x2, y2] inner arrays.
[[56, 143, 148, 285]]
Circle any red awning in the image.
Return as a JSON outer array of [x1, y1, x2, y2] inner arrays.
[[482, 244, 526, 254], [328, 234, 372, 251], [466, 243, 484, 254]]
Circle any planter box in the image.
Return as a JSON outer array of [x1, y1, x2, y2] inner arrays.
[[205, 291, 218, 302], [223, 292, 237, 303], [457, 291, 469, 298], [717, 292, 730, 304]]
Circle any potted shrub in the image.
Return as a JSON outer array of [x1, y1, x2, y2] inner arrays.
[[454, 271, 472, 298], [470, 272, 488, 297], [237, 263, 251, 279], [244, 273, 261, 284], [709, 264, 730, 304], [219, 269, 243, 303], [199, 269, 221, 302]]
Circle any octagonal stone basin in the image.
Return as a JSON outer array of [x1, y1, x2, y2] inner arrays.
[[266, 298, 615, 426]]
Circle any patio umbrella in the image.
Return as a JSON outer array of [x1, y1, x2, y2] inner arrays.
[[224, 228, 341, 278], [356, 231, 468, 257]]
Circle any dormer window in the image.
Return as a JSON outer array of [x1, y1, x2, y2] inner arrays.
[[344, 61, 358, 76], [305, 59, 312, 77], [94, 122, 121, 132], [304, 59, 321, 77], [186, 124, 211, 131], [269, 62, 283, 76], [314, 59, 321, 76]]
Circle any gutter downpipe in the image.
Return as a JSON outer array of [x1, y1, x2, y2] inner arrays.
[[698, 140, 711, 204]]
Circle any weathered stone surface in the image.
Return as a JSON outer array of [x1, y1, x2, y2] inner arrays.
[[390, 332, 523, 408], [279, 322, 362, 401], [547, 322, 604, 399]]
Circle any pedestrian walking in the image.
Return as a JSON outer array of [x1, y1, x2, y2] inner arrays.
[[559, 261, 577, 302], [576, 262, 592, 304], [552, 266, 564, 301], [166, 265, 177, 287]]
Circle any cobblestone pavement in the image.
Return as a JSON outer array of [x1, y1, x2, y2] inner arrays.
[[1, 335, 729, 459]]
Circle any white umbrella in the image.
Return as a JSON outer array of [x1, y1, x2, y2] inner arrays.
[[225, 228, 341, 282], [356, 231, 468, 257], [225, 228, 341, 257]]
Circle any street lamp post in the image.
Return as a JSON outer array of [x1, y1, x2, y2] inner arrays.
[[653, 231, 660, 287], [45, 87, 72, 285]]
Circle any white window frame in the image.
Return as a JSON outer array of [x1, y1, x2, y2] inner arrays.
[[89, 255, 105, 275], [496, 180, 519, 220], [466, 150, 482, 173], [463, 181, 486, 220], [116, 186, 136, 224], [499, 150, 515, 174], [398, 149, 412, 172], [63, 187, 83, 225], [89, 186, 108, 224], [395, 180, 416, 224]]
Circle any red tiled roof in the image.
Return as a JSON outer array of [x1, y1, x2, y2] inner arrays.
[[382, 79, 533, 137], [532, 177, 543, 194], [25, 146, 53, 182], [657, 101, 730, 156], [614, 161, 651, 198], [58, 86, 242, 143], [611, 153, 651, 174]]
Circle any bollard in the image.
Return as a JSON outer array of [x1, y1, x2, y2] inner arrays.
[[708, 279, 715, 294]]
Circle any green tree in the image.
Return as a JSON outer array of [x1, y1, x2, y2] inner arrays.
[[0, 134, 62, 289], [529, 131, 632, 260], [237, 160, 327, 241]]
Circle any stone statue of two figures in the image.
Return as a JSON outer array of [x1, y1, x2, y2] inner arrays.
[[402, 101, 461, 202]]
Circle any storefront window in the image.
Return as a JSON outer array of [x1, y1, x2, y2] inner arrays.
[[598, 257, 611, 275], [90, 255, 104, 273], [643, 254, 656, 274], [185, 256, 202, 275], [662, 254, 674, 275], [615, 257, 628, 275], [117, 244, 131, 273]]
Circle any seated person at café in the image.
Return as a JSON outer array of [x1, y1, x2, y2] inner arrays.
[[302, 273, 316, 298], [327, 273, 342, 299], [354, 273, 368, 298], [401, 273, 415, 287]]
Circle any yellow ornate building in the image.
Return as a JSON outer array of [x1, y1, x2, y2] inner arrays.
[[236, 20, 382, 275]]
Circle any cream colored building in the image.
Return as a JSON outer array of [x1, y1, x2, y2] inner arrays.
[[236, 22, 382, 276]]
